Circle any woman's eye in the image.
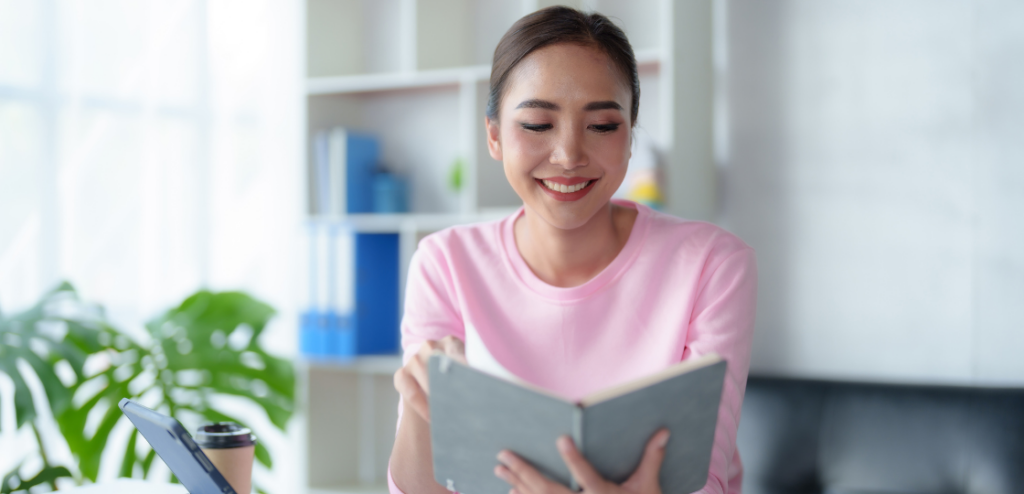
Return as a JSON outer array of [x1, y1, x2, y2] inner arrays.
[[590, 123, 620, 133], [520, 123, 553, 132]]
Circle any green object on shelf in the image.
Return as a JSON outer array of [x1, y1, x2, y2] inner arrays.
[[449, 157, 465, 192], [0, 283, 295, 493]]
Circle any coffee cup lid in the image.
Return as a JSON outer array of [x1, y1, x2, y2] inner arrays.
[[195, 422, 257, 449]]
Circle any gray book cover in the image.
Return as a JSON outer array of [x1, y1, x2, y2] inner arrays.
[[429, 354, 727, 494]]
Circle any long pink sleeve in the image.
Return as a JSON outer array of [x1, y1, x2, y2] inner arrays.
[[388, 201, 757, 494], [682, 249, 758, 493]]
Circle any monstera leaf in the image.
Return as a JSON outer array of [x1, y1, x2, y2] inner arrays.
[[55, 289, 295, 483], [0, 282, 115, 490], [0, 465, 73, 494]]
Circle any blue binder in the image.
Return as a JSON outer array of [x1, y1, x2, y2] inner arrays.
[[354, 233, 400, 354], [346, 133, 379, 214], [299, 310, 326, 357]]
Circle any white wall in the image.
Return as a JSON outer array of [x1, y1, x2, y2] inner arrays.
[[723, 0, 1024, 386]]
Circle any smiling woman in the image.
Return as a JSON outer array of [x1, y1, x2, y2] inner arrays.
[[388, 6, 757, 494]]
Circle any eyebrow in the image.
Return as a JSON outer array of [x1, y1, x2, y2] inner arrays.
[[514, 99, 624, 112], [516, 99, 559, 110], [583, 101, 623, 111]]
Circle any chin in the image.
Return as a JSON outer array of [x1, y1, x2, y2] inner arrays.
[[532, 197, 609, 231]]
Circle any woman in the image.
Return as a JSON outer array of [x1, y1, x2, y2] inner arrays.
[[389, 7, 756, 494]]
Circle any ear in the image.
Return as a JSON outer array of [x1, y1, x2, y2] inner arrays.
[[485, 116, 503, 161]]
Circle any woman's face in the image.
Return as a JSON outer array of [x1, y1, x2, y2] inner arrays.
[[486, 43, 632, 230]]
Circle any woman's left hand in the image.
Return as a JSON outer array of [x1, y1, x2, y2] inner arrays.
[[494, 429, 670, 494]]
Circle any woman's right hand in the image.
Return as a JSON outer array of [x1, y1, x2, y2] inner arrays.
[[393, 336, 466, 422]]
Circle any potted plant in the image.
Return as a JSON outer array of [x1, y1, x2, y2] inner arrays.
[[0, 283, 294, 493]]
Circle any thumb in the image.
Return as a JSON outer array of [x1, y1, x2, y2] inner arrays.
[[626, 429, 670, 488]]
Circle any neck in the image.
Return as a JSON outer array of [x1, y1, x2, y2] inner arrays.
[[514, 202, 637, 288]]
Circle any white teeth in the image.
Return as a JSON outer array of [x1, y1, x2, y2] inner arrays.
[[541, 179, 591, 193]]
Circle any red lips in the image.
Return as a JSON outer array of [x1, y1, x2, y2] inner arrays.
[[534, 177, 598, 201]]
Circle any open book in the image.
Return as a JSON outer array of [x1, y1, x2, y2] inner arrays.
[[428, 353, 727, 493]]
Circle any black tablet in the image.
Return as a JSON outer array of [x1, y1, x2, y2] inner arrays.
[[118, 398, 237, 494]]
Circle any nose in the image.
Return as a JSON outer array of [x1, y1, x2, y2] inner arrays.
[[549, 125, 587, 170]]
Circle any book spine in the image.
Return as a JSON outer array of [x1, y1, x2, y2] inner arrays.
[[299, 224, 321, 356], [313, 130, 329, 215], [328, 127, 347, 216], [347, 133, 379, 213], [332, 225, 355, 357], [571, 406, 584, 492], [354, 233, 400, 354], [314, 223, 331, 355]]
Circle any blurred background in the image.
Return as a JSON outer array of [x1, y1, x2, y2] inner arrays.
[[1, 0, 1022, 493]]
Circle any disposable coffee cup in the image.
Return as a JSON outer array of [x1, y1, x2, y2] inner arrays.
[[195, 422, 257, 494]]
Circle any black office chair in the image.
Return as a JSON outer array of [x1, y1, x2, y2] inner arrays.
[[737, 377, 1024, 494]]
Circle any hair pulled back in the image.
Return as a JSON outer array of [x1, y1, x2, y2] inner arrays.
[[486, 6, 639, 126]]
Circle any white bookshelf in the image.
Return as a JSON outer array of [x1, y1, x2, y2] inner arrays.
[[299, 1, 711, 493]]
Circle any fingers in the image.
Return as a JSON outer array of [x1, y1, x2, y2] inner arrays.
[[556, 436, 607, 491], [411, 341, 439, 392], [393, 338, 468, 423], [496, 450, 570, 494], [392, 341, 440, 422], [496, 431, 669, 493], [494, 464, 524, 492], [439, 335, 467, 363], [624, 428, 670, 489], [393, 367, 430, 422]]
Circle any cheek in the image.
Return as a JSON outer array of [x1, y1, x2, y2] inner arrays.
[[500, 128, 549, 175], [592, 131, 632, 174], [607, 129, 632, 160]]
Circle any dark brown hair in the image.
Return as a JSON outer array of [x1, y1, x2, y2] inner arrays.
[[486, 6, 639, 126]]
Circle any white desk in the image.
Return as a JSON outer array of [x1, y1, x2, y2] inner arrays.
[[61, 479, 187, 493]]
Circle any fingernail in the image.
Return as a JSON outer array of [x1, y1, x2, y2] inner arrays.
[[494, 466, 508, 481], [497, 451, 510, 464], [557, 436, 574, 453], [658, 431, 671, 449]]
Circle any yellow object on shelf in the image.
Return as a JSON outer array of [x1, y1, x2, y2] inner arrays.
[[625, 173, 664, 209]]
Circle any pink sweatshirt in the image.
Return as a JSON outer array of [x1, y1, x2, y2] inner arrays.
[[389, 200, 757, 494]]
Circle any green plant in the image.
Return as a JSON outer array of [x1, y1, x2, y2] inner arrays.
[[0, 283, 295, 493]]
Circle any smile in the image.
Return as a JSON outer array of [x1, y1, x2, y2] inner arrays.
[[542, 179, 591, 193], [534, 178, 597, 201]]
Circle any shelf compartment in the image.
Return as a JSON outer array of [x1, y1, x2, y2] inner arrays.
[[308, 87, 469, 215], [307, 0, 407, 77], [306, 364, 400, 490]]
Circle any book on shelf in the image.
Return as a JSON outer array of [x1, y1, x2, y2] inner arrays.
[[428, 353, 727, 494], [311, 128, 381, 215], [301, 223, 354, 357], [353, 233, 399, 354], [300, 224, 400, 358]]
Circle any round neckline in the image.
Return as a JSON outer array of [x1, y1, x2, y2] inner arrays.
[[500, 199, 651, 302]]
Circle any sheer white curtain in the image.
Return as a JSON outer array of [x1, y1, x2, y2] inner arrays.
[[0, 0, 303, 487]]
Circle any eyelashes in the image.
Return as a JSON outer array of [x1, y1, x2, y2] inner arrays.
[[520, 123, 553, 132], [518, 122, 621, 134]]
